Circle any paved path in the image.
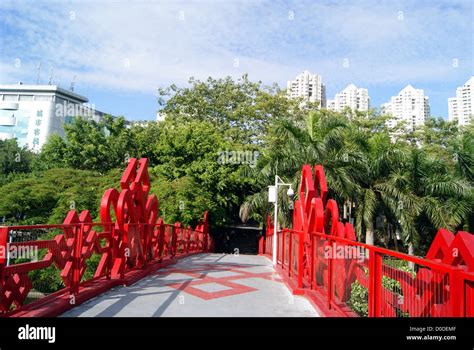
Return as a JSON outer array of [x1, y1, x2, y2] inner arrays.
[[62, 253, 319, 317]]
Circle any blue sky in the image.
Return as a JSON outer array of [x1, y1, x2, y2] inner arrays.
[[0, 0, 472, 120]]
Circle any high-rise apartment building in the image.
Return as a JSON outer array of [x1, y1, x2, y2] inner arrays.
[[287, 70, 326, 108], [381, 85, 430, 130], [327, 84, 370, 112], [0, 83, 110, 152], [448, 76, 473, 126]]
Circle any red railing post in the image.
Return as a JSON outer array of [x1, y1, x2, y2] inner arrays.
[[0, 227, 8, 279], [187, 228, 191, 253], [375, 253, 383, 317], [297, 230, 304, 288], [281, 230, 285, 269], [157, 223, 165, 260], [327, 238, 333, 309], [276, 231, 280, 264], [72, 223, 84, 294], [368, 249, 383, 317], [143, 222, 150, 264], [310, 235, 315, 289], [0, 227, 7, 311], [450, 268, 463, 317], [171, 225, 178, 257], [288, 232, 293, 277], [107, 225, 114, 279]]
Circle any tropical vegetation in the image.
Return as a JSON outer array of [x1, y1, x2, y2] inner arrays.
[[0, 75, 472, 262]]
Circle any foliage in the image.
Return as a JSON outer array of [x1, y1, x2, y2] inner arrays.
[[34, 116, 135, 173], [26, 75, 306, 227], [0, 75, 472, 301], [244, 110, 473, 255], [158, 75, 309, 145], [0, 168, 111, 225], [348, 280, 369, 317], [0, 139, 35, 186], [348, 260, 415, 317], [149, 118, 258, 226]]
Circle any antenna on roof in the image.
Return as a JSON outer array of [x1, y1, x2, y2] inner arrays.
[[36, 62, 41, 85], [70, 74, 76, 92], [48, 67, 54, 85]]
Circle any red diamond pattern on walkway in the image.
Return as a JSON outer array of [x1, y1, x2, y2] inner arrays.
[[160, 263, 282, 300], [60, 254, 319, 317]]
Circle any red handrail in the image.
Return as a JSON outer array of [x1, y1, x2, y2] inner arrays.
[[259, 164, 474, 317], [0, 158, 212, 316]]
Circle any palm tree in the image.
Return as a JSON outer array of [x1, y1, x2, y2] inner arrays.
[[375, 148, 472, 256], [450, 130, 473, 183], [241, 110, 367, 228], [243, 109, 473, 259], [354, 132, 409, 245]]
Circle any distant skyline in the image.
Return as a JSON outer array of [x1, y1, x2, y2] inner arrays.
[[1, 0, 472, 120]]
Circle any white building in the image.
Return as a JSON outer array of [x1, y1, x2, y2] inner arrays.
[[326, 100, 335, 110], [448, 76, 474, 126], [287, 70, 326, 108], [327, 84, 370, 113], [381, 85, 430, 130], [0, 83, 109, 152]]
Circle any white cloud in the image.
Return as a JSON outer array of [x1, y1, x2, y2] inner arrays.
[[0, 0, 472, 99]]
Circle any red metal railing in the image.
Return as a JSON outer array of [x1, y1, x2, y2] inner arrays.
[[259, 164, 474, 317], [0, 158, 213, 316], [261, 228, 474, 317], [0, 220, 211, 315]]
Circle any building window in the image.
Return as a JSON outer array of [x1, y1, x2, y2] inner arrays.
[[4, 95, 18, 101], [19, 95, 34, 101], [35, 95, 53, 101]]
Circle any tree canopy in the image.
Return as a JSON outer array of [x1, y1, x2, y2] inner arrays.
[[0, 75, 472, 258]]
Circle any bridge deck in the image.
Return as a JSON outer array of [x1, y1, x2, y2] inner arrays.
[[61, 254, 319, 317]]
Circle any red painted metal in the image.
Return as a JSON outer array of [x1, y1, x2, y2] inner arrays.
[[0, 158, 211, 316], [259, 164, 474, 317]]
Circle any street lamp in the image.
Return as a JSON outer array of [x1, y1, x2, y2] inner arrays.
[[268, 175, 294, 266]]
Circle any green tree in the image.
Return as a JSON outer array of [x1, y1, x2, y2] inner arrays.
[[150, 118, 255, 226], [35, 116, 135, 173], [0, 168, 106, 225], [243, 110, 368, 228], [245, 107, 473, 257], [158, 75, 309, 145], [0, 138, 35, 183]]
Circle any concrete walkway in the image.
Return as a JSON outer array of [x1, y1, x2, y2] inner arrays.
[[62, 253, 319, 317]]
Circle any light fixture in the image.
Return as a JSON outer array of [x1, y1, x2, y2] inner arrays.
[[287, 187, 294, 198]]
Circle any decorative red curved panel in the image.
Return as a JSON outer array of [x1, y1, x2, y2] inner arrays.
[[261, 164, 474, 317], [0, 158, 211, 314]]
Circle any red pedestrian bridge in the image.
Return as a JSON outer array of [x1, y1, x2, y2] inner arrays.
[[0, 159, 472, 317]]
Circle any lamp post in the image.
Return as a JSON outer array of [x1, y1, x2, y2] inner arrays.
[[268, 175, 294, 266]]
